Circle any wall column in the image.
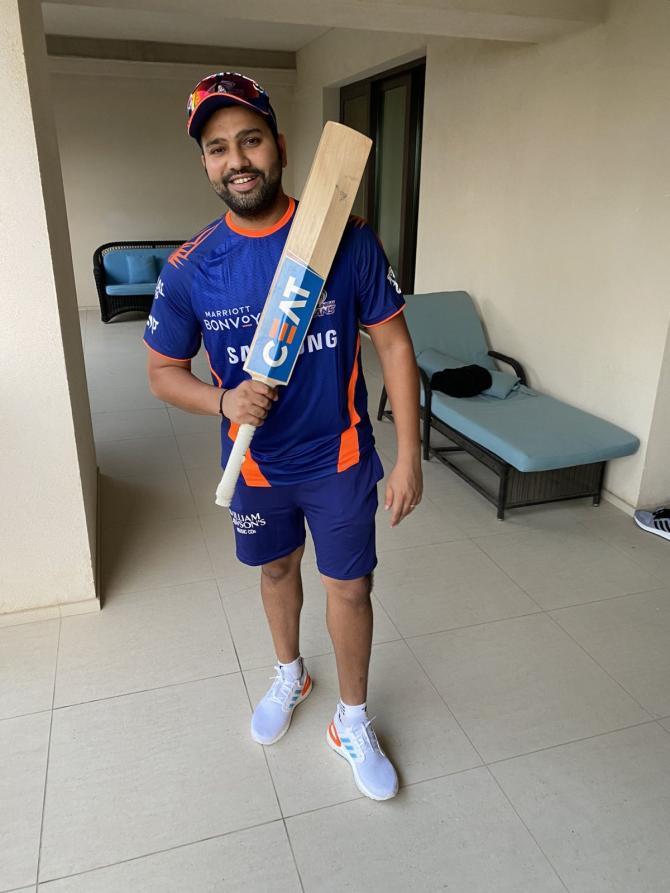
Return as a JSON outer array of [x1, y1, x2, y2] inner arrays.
[[0, 0, 99, 621]]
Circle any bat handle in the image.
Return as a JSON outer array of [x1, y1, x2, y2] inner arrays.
[[215, 422, 256, 507]]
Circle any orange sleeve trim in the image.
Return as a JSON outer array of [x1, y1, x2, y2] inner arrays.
[[204, 349, 223, 388], [337, 335, 362, 473], [225, 197, 295, 238], [227, 422, 271, 487], [362, 305, 405, 329], [143, 341, 193, 365]]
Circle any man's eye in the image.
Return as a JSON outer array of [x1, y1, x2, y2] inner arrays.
[[210, 147, 223, 155], [245, 138, 260, 146]]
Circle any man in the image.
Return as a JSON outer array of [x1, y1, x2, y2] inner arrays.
[[145, 72, 422, 802]]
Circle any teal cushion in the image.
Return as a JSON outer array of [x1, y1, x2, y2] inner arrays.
[[405, 292, 496, 370], [481, 370, 520, 399], [416, 349, 464, 378], [105, 283, 156, 296], [126, 253, 156, 283], [429, 387, 639, 472]]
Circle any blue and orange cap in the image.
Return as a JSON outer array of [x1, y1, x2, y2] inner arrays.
[[187, 71, 279, 144]]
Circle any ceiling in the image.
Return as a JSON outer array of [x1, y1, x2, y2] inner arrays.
[[42, 3, 330, 52], [42, 0, 607, 51]]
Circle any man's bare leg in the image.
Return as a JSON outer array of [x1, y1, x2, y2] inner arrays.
[[260, 544, 305, 663], [322, 573, 373, 705], [251, 544, 310, 746]]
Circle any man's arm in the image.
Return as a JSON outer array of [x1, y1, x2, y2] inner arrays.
[[367, 313, 422, 526], [146, 350, 276, 426]]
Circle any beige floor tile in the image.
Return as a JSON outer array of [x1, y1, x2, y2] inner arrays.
[[222, 572, 399, 671], [102, 517, 214, 596], [374, 492, 466, 554], [286, 767, 565, 892], [175, 431, 221, 470], [374, 539, 540, 637], [87, 381, 159, 413], [474, 524, 662, 609], [100, 470, 198, 526], [185, 465, 227, 517], [55, 581, 238, 707], [550, 588, 670, 717], [244, 643, 481, 816], [167, 407, 222, 436], [408, 613, 649, 762], [40, 676, 280, 881], [0, 712, 51, 891], [0, 620, 59, 720], [38, 821, 301, 892], [91, 407, 172, 443], [95, 435, 183, 479], [491, 723, 670, 893]]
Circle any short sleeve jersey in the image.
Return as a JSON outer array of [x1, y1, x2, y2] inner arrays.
[[143, 197, 405, 486]]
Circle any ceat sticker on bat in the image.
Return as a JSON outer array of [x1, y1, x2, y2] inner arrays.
[[244, 254, 325, 385]]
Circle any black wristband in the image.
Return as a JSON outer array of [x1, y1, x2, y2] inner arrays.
[[218, 388, 228, 417]]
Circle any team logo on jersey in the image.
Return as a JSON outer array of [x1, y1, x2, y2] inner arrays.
[[387, 265, 401, 295], [154, 277, 165, 300], [315, 288, 336, 318], [146, 314, 159, 334]]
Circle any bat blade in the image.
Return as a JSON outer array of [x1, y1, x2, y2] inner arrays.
[[215, 121, 372, 507]]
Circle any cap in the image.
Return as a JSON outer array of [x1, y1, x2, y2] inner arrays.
[[187, 71, 279, 144]]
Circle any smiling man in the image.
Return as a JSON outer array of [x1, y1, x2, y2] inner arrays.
[[144, 72, 422, 802]]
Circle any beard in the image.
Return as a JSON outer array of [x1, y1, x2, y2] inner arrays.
[[213, 157, 283, 218]]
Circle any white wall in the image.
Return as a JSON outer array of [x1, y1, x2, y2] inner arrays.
[[49, 58, 296, 308], [295, 1, 670, 509]]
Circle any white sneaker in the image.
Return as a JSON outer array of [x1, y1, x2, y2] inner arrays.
[[327, 711, 399, 801], [251, 664, 313, 745]]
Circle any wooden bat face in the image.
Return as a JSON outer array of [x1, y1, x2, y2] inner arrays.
[[242, 121, 372, 388]]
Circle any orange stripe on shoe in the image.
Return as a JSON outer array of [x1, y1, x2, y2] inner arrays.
[[328, 721, 342, 747], [227, 422, 271, 487], [301, 674, 312, 696], [337, 334, 362, 473]]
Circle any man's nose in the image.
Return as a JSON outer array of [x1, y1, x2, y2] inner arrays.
[[226, 143, 250, 171]]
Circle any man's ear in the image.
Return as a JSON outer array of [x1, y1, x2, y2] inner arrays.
[[277, 133, 288, 169]]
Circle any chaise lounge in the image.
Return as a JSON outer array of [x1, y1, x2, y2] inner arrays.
[[377, 291, 640, 519]]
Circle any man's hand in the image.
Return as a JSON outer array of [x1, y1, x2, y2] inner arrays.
[[221, 380, 278, 427], [384, 458, 423, 527]]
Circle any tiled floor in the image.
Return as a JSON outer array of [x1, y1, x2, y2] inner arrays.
[[3, 308, 670, 892]]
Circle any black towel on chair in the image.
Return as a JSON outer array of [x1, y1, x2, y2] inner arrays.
[[431, 365, 492, 398]]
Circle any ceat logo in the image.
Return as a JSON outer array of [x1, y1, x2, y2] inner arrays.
[[262, 276, 308, 368]]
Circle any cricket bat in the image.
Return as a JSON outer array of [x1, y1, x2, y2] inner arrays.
[[215, 121, 372, 507]]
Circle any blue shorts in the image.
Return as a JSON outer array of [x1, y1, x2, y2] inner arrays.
[[229, 451, 384, 580]]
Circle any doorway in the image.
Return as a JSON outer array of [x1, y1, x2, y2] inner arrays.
[[340, 60, 425, 294]]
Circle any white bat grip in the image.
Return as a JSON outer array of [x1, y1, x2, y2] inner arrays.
[[215, 423, 255, 507]]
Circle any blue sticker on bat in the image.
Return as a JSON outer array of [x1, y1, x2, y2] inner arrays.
[[244, 255, 325, 385]]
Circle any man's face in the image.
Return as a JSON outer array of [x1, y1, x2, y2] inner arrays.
[[200, 105, 287, 218]]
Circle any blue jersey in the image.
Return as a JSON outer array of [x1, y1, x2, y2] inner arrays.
[[143, 197, 404, 485]]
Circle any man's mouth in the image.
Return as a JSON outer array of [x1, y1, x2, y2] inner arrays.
[[226, 173, 260, 192]]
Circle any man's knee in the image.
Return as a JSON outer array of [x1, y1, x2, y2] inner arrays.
[[262, 545, 304, 583], [323, 572, 373, 607]]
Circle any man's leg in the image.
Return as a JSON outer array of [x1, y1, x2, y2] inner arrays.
[[322, 572, 373, 705], [261, 544, 305, 664]]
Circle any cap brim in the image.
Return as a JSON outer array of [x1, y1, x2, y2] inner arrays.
[[188, 94, 273, 142]]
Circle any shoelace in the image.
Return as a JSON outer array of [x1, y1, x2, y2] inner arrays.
[[268, 666, 300, 710], [350, 716, 383, 759]]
